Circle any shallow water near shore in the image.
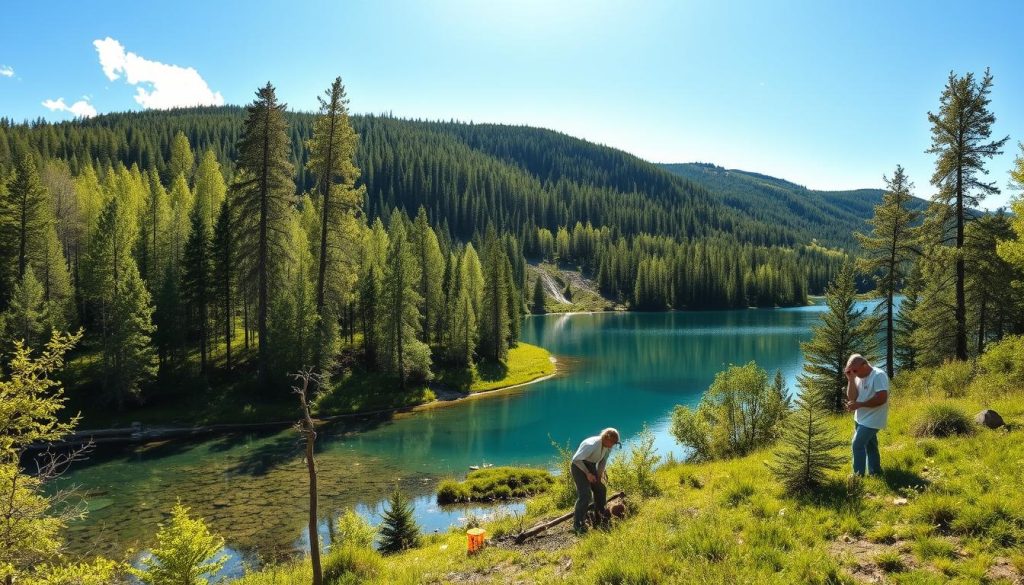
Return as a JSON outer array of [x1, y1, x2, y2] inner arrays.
[[53, 302, 867, 575]]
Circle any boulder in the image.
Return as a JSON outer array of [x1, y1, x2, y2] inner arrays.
[[974, 409, 1005, 429]]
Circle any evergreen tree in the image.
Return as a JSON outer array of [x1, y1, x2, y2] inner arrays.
[[531, 275, 546, 314], [167, 173, 194, 275], [181, 207, 212, 376], [479, 228, 511, 362], [192, 149, 226, 231], [211, 199, 235, 369], [965, 212, 1020, 353], [460, 243, 484, 322], [411, 207, 444, 344], [445, 269, 477, 365], [855, 165, 919, 378], [140, 169, 171, 284], [927, 69, 1009, 360], [380, 212, 431, 385], [769, 389, 844, 494], [306, 77, 364, 371], [233, 83, 295, 387], [359, 219, 388, 368], [167, 131, 195, 184], [798, 262, 880, 412], [910, 204, 958, 366], [104, 260, 157, 408], [996, 143, 1024, 289], [377, 490, 420, 554], [267, 214, 319, 378], [0, 268, 49, 352], [0, 147, 50, 308]]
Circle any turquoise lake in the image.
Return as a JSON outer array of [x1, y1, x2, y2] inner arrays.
[[54, 303, 848, 572]]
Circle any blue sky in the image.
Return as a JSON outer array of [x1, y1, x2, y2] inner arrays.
[[2, 0, 1023, 208]]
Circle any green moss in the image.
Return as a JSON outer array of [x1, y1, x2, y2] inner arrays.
[[436, 467, 554, 504]]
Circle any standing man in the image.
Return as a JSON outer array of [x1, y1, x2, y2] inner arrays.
[[571, 427, 619, 533], [845, 354, 889, 476]]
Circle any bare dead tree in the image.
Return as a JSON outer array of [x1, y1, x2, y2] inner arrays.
[[292, 368, 323, 585]]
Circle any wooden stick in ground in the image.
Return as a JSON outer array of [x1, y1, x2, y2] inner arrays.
[[514, 491, 624, 543]]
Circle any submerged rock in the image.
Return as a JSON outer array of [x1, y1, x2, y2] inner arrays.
[[974, 409, 1005, 429]]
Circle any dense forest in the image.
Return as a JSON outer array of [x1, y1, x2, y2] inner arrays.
[[0, 84, 861, 410]]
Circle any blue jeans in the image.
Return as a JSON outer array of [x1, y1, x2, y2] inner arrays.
[[852, 423, 881, 476], [571, 463, 606, 531]]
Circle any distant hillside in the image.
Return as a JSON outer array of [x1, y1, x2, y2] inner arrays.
[[660, 163, 929, 248], [5, 108, 878, 249]]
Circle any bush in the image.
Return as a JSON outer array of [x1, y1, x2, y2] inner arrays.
[[911, 404, 974, 438], [550, 438, 578, 508], [931, 360, 974, 398], [972, 335, 1024, 397], [607, 426, 662, 498], [322, 545, 382, 584], [670, 362, 790, 461], [331, 509, 376, 549], [130, 502, 226, 585], [435, 467, 554, 504]]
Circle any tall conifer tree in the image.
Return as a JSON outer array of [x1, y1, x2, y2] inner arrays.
[[927, 69, 1008, 360], [233, 83, 295, 387]]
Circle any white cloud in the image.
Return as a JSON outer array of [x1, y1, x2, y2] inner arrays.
[[0, 65, 13, 78], [93, 37, 224, 109], [42, 97, 98, 118]]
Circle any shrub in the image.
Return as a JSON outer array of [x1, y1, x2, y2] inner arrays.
[[972, 335, 1024, 397], [436, 467, 554, 504], [377, 491, 420, 554], [322, 545, 382, 584], [550, 438, 578, 508], [332, 509, 376, 550], [931, 360, 974, 398], [607, 426, 662, 498], [670, 362, 790, 461], [912, 536, 955, 561], [874, 550, 906, 573], [911, 493, 959, 532], [130, 502, 226, 585], [911, 404, 973, 438], [722, 480, 756, 507]]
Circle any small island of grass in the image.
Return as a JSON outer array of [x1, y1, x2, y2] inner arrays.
[[436, 466, 555, 504]]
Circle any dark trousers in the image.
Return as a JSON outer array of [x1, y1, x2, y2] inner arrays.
[[571, 462, 607, 530]]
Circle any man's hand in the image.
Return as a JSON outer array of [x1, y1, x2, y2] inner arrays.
[[586, 472, 598, 484], [844, 367, 856, 382], [845, 401, 860, 413]]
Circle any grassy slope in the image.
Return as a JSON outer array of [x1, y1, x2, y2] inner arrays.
[[238, 371, 1024, 584], [528, 263, 616, 314]]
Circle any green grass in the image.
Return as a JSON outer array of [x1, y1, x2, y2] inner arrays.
[[436, 467, 554, 504], [433, 342, 555, 394], [235, 341, 1024, 584]]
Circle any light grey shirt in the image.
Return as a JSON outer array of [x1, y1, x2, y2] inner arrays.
[[572, 436, 610, 472]]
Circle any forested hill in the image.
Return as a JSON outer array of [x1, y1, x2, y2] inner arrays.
[[661, 163, 929, 248], [4, 107, 866, 249]]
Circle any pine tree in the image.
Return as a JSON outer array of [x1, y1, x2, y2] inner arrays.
[[377, 490, 420, 554], [927, 69, 1009, 360], [104, 260, 157, 408], [0, 268, 49, 352], [233, 83, 295, 387], [531, 275, 546, 314], [0, 147, 50, 309], [192, 149, 226, 231], [167, 173, 194, 275], [140, 169, 171, 285], [130, 502, 226, 585], [997, 144, 1024, 276], [445, 270, 477, 365], [798, 262, 880, 412], [267, 214, 319, 377], [855, 165, 919, 378], [380, 212, 430, 385], [769, 389, 844, 494], [479, 228, 511, 362], [167, 131, 195, 184], [911, 204, 958, 366], [211, 199, 234, 369], [359, 219, 388, 368], [411, 207, 444, 344], [181, 207, 212, 376], [306, 77, 364, 371], [460, 243, 484, 322]]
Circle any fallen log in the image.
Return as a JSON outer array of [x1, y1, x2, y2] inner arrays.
[[514, 491, 625, 543]]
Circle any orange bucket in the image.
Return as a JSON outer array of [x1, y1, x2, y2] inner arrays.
[[467, 528, 486, 554]]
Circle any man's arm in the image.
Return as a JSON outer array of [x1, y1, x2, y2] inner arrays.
[[856, 390, 888, 408], [845, 368, 858, 405], [572, 442, 598, 482]]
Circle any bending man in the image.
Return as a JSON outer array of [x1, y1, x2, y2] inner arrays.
[[571, 427, 619, 533], [845, 354, 889, 476]]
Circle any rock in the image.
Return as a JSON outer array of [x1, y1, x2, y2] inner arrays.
[[607, 501, 627, 518], [974, 409, 1005, 429], [893, 497, 909, 506]]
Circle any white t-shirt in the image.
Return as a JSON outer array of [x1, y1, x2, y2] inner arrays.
[[854, 366, 890, 430]]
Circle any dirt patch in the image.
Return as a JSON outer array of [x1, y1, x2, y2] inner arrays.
[[829, 537, 916, 583]]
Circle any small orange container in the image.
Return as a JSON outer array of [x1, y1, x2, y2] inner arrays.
[[467, 528, 486, 554]]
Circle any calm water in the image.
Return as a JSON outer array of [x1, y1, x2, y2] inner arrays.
[[53, 303, 843, 572]]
